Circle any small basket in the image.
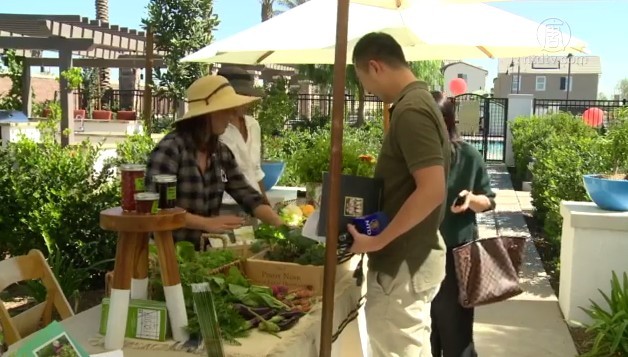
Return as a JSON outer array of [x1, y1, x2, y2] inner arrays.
[[208, 259, 245, 276], [201, 233, 254, 259]]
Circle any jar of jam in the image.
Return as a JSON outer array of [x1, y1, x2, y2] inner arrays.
[[153, 174, 177, 209], [134, 192, 160, 214], [120, 164, 145, 211]]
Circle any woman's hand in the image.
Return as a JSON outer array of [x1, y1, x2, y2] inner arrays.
[[451, 190, 493, 214], [451, 190, 472, 214], [204, 215, 245, 233]]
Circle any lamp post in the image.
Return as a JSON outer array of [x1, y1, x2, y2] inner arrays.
[[509, 60, 515, 94], [516, 59, 521, 94], [566, 53, 573, 100]]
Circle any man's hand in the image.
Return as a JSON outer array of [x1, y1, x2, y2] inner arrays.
[[347, 224, 384, 254], [204, 215, 245, 233]]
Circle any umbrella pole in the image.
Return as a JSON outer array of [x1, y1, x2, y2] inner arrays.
[[320, 0, 350, 356]]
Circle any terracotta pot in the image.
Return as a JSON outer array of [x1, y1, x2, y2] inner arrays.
[[92, 110, 112, 120], [41, 109, 52, 118], [116, 110, 137, 120], [73, 109, 86, 119]]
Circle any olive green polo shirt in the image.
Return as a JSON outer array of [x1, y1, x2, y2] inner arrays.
[[368, 81, 450, 293]]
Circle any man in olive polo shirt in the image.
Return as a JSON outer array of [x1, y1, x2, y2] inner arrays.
[[347, 32, 451, 356]]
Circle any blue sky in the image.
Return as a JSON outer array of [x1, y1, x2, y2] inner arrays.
[[3, 0, 627, 96]]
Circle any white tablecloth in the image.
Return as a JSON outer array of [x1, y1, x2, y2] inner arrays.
[[7, 270, 366, 357]]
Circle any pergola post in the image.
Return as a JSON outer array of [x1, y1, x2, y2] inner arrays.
[[143, 28, 154, 133], [59, 50, 75, 146], [21, 61, 32, 116]]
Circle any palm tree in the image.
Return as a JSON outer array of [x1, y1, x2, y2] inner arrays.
[[260, 0, 275, 22], [274, 0, 308, 15], [95, 0, 110, 104]]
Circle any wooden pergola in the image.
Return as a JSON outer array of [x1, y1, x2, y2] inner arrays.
[[0, 14, 165, 146]]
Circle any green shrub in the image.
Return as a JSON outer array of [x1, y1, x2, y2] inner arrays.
[[580, 271, 628, 356], [0, 133, 119, 291], [603, 116, 628, 173], [530, 133, 610, 243], [291, 120, 383, 184], [107, 133, 157, 167], [510, 113, 598, 179]]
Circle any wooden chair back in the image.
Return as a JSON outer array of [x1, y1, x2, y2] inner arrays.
[[0, 249, 74, 346]]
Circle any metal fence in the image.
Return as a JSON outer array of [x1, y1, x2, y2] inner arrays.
[[533, 98, 628, 125], [295, 93, 384, 123], [454, 94, 508, 162], [59, 89, 175, 117]]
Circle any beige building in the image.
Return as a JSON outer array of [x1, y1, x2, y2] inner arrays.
[[493, 56, 601, 100], [442, 61, 488, 93]]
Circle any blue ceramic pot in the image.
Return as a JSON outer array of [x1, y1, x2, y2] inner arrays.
[[583, 174, 628, 211], [261, 161, 286, 190]]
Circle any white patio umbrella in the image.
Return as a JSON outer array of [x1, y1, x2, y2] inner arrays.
[[182, 0, 586, 64], [181, 1, 586, 356]]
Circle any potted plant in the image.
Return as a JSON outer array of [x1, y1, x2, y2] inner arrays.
[[73, 109, 86, 119], [583, 114, 628, 211], [116, 110, 137, 121], [256, 78, 297, 190], [293, 130, 331, 204], [92, 110, 113, 120]]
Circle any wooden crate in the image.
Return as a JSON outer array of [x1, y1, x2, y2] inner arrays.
[[244, 250, 352, 295]]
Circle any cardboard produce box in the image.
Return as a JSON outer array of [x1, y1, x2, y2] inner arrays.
[[244, 251, 353, 295], [100, 298, 168, 341]]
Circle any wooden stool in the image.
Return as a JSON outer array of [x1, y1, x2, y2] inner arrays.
[[100, 207, 188, 350]]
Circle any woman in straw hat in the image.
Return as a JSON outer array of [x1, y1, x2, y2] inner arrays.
[[218, 67, 269, 205], [145, 75, 284, 250]]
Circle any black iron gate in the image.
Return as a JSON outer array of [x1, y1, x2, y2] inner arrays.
[[453, 93, 508, 162]]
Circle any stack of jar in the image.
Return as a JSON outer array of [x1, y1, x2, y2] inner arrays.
[[120, 164, 178, 214]]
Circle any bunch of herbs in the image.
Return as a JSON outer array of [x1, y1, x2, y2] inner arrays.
[[251, 224, 325, 266]]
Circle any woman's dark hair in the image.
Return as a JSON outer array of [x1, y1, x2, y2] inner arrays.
[[431, 91, 444, 105], [174, 114, 219, 153], [440, 98, 460, 143]]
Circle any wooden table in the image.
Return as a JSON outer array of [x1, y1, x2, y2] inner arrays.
[[99, 207, 188, 350]]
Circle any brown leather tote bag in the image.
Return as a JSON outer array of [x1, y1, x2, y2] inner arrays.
[[452, 236, 527, 308]]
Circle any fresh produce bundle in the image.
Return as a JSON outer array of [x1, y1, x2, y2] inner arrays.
[[148, 242, 312, 344], [277, 202, 315, 227], [232, 285, 317, 335], [251, 224, 325, 266]]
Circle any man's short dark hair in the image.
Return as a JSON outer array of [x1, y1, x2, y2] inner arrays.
[[352, 32, 408, 69]]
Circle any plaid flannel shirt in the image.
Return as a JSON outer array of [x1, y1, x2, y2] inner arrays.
[[145, 131, 264, 246]]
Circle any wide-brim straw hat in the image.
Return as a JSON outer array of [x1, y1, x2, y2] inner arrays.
[[217, 66, 265, 97], [177, 75, 261, 122]]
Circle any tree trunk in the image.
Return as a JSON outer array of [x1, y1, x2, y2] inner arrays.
[[261, 1, 274, 22], [355, 84, 366, 127], [95, 0, 111, 104]]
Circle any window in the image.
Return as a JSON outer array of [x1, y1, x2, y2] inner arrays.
[[457, 73, 468, 81], [511, 75, 521, 92], [535, 76, 546, 91], [560, 76, 573, 91]]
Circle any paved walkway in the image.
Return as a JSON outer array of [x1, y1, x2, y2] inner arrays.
[[474, 164, 578, 356]]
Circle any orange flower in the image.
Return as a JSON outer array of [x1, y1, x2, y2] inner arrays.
[[359, 154, 375, 164]]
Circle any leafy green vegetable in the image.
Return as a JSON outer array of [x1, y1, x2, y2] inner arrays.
[[149, 242, 248, 343], [254, 224, 325, 266]]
